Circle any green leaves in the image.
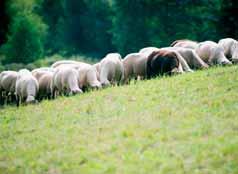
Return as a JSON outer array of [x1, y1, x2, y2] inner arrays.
[[3, 13, 47, 63], [2, 0, 47, 64], [0, 0, 236, 64]]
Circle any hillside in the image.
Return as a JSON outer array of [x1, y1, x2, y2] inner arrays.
[[1, 66, 238, 174]]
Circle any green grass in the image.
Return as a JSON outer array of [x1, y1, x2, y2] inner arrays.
[[1, 66, 238, 174]]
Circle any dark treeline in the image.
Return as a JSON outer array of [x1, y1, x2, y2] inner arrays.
[[0, 0, 9, 46], [0, 0, 237, 65]]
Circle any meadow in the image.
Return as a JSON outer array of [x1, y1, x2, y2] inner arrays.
[[0, 65, 238, 174]]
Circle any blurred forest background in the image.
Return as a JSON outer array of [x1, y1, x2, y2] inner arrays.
[[0, 0, 237, 70]]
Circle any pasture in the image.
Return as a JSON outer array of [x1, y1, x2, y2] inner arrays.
[[1, 65, 238, 174]]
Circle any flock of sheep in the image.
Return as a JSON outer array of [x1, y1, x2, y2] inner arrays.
[[0, 38, 237, 107]]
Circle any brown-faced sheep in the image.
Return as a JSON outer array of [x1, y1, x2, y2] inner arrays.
[[146, 50, 183, 78], [161, 47, 209, 69], [139, 47, 193, 72]]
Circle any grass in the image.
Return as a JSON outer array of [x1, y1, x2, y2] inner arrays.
[[1, 66, 238, 174]]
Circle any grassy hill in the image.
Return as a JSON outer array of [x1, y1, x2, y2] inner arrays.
[[1, 66, 238, 174]]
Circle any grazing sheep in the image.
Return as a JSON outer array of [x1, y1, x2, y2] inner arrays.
[[37, 72, 54, 100], [99, 53, 124, 87], [195, 41, 232, 65], [52, 60, 102, 90], [32, 67, 55, 100], [77, 64, 102, 90], [32, 67, 55, 81], [139, 47, 193, 72], [0, 71, 18, 105], [139, 47, 160, 57], [93, 62, 101, 73], [170, 39, 199, 49], [51, 67, 82, 98], [51, 60, 89, 69], [15, 69, 39, 106], [147, 50, 183, 78], [161, 47, 209, 69], [218, 38, 238, 63], [93, 62, 101, 81], [122, 53, 149, 83]]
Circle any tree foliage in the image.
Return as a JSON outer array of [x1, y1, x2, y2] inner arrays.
[[0, 0, 237, 64], [3, 13, 47, 63], [111, 0, 222, 55], [219, 0, 238, 39], [0, 0, 9, 45], [2, 0, 47, 64]]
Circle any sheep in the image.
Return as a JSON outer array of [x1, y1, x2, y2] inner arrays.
[[195, 41, 232, 65], [99, 53, 124, 87], [161, 47, 209, 69], [37, 72, 54, 100], [32, 68, 55, 100], [0, 71, 18, 105], [147, 50, 183, 78], [122, 53, 149, 84], [170, 39, 199, 49], [93, 62, 101, 81], [52, 61, 102, 91], [218, 38, 238, 63], [139, 47, 193, 72], [51, 67, 82, 98], [15, 69, 39, 106], [77, 64, 102, 91], [32, 67, 55, 81], [51, 60, 89, 69], [139, 47, 160, 57]]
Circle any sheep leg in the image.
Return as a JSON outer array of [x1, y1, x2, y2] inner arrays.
[[0, 90, 3, 105], [51, 87, 56, 99], [10, 93, 16, 104], [47, 93, 52, 100], [16, 95, 20, 107], [176, 54, 193, 72]]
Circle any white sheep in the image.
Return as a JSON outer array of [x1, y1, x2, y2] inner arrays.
[[0, 71, 18, 104], [99, 53, 124, 87], [15, 69, 39, 106], [196, 41, 232, 65], [51, 67, 82, 98], [218, 38, 238, 63]]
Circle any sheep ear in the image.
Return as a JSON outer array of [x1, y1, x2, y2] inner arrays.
[[147, 50, 159, 59], [146, 50, 160, 79], [170, 40, 179, 47]]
